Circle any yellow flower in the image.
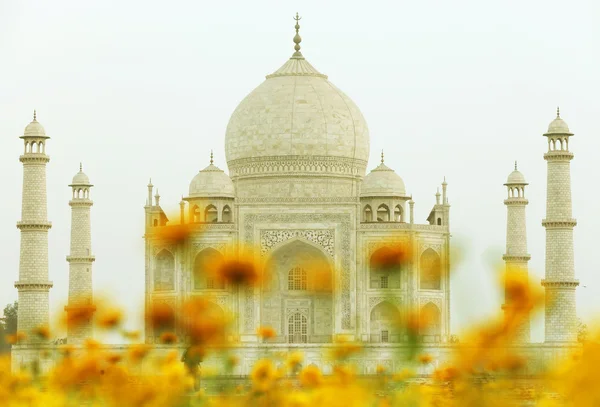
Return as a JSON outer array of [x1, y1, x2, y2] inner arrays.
[[31, 325, 50, 340], [286, 351, 304, 371], [159, 331, 178, 344], [257, 325, 277, 340], [251, 359, 278, 393], [96, 307, 123, 330], [299, 365, 323, 388], [128, 344, 152, 363]]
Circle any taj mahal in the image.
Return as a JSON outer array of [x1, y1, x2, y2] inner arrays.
[[11, 16, 580, 375]]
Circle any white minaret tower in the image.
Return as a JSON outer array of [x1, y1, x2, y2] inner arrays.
[[502, 162, 531, 342], [15, 111, 53, 343], [542, 108, 578, 343], [65, 164, 95, 343]]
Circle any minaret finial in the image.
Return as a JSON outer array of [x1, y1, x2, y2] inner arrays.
[[210, 149, 214, 165], [557, 106, 560, 118], [381, 150, 384, 164], [292, 12, 303, 58], [514, 161, 517, 170], [33, 110, 37, 121]]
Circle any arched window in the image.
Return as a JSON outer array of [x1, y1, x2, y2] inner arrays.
[[194, 248, 225, 290], [154, 249, 175, 291], [205, 205, 218, 222], [420, 249, 441, 289], [222, 205, 232, 222], [151, 302, 176, 336], [369, 247, 402, 289], [192, 205, 201, 223], [288, 312, 308, 343], [437, 218, 442, 225], [153, 219, 158, 227], [421, 302, 441, 341], [288, 266, 307, 291], [394, 205, 403, 222], [377, 204, 390, 222], [363, 205, 373, 222], [370, 301, 400, 343]]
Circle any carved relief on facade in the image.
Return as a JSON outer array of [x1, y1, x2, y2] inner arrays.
[[260, 229, 334, 257]]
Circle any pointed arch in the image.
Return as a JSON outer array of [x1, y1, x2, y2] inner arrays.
[[394, 205, 403, 222], [193, 248, 225, 290], [263, 239, 333, 343], [363, 205, 373, 222], [377, 204, 390, 222], [369, 247, 403, 289], [420, 248, 441, 290], [370, 301, 401, 343], [420, 302, 441, 340], [154, 249, 175, 291], [205, 204, 218, 223], [192, 205, 201, 223], [222, 205, 232, 222]]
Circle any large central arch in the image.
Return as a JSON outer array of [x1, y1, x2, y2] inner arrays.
[[262, 239, 333, 343]]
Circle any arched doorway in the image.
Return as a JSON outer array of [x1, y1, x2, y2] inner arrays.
[[262, 240, 333, 343]]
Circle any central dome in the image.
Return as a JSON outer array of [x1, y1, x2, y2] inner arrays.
[[225, 27, 370, 179]]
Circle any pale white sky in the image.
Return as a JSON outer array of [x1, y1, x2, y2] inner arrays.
[[1, 0, 599, 342]]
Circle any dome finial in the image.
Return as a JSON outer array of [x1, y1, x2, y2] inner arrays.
[[557, 106, 560, 118], [292, 12, 303, 58], [381, 150, 384, 164], [33, 109, 37, 121], [210, 149, 214, 165], [80, 162, 83, 172], [514, 160, 517, 170]]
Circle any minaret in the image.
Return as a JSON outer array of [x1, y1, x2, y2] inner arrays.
[[542, 108, 578, 343], [502, 162, 531, 342], [15, 111, 53, 343], [65, 164, 95, 343]]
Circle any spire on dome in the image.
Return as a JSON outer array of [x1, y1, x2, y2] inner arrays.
[[381, 150, 384, 164], [80, 162, 83, 172], [556, 106, 560, 118], [210, 150, 214, 165], [515, 161, 517, 170], [33, 110, 37, 121], [292, 12, 303, 58]]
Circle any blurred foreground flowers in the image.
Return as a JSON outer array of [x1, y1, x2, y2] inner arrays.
[[2, 247, 598, 406]]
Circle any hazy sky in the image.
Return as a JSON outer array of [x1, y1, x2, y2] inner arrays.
[[1, 0, 599, 342]]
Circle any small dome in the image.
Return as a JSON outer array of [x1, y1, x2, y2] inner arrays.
[[506, 170, 526, 185], [189, 163, 235, 198], [70, 165, 92, 186], [72, 171, 90, 185], [361, 162, 407, 197], [546, 108, 571, 135], [22, 111, 48, 139]]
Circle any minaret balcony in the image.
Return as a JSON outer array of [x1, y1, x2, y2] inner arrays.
[[541, 279, 579, 288], [16, 221, 52, 230], [541, 219, 577, 228], [502, 254, 531, 262], [503, 198, 528, 205], [14, 281, 54, 291], [66, 255, 96, 263], [543, 151, 574, 161], [19, 154, 50, 163]]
